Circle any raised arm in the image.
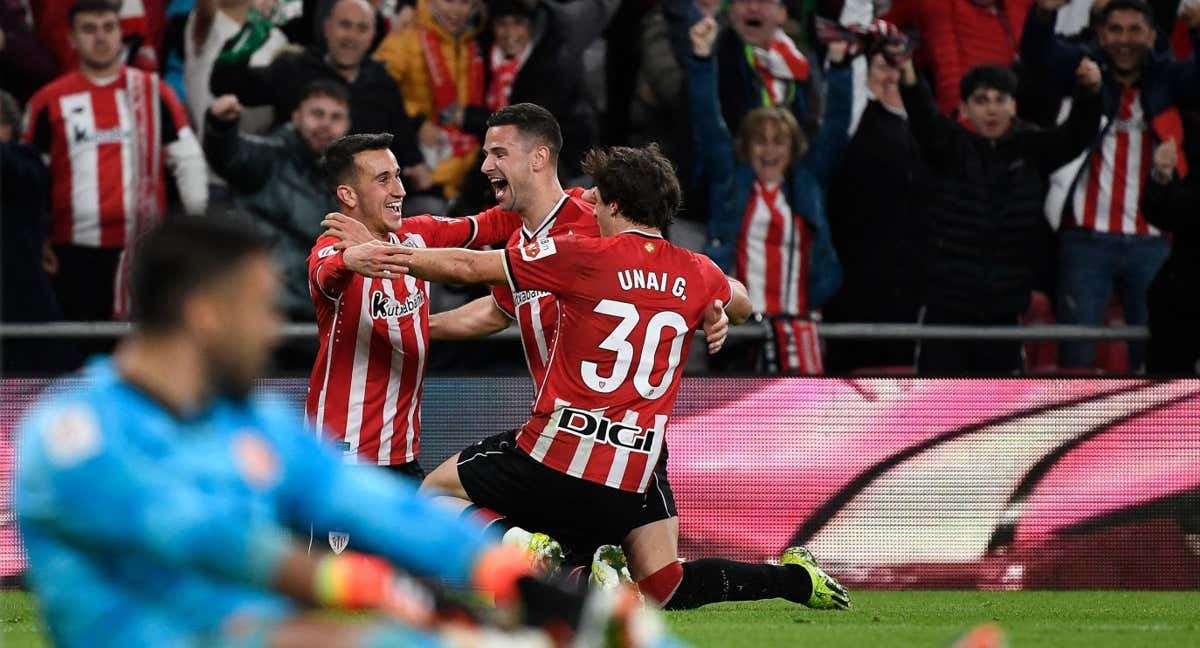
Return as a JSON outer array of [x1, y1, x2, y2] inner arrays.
[[1142, 141, 1198, 235], [1036, 58, 1104, 174], [203, 95, 273, 191], [687, 17, 736, 182], [898, 60, 960, 171], [1020, 0, 1087, 109], [429, 296, 512, 340], [800, 42, 852, 186]]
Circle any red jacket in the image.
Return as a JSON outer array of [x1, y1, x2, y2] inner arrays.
[[887, 0, 1033, 115]]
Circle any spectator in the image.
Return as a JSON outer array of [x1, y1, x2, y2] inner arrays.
[[203, 81, 349, 320], [886, 0, 1034, 116], [1023, 0, 1200, 371], [0, 0, 58, 103], [0, 90, 65, 372], [33, 0, 166, 73], [23, 0, 206, 321], [824, 48, 927, 373], [372, 0, 483, 205], [183, 0, 288, 140], [450, 0, 618, 215], [466, 0, 617, 179], [209, 0, 425, 194], [1143, 138, 1200, 374], [716, 0, 812, 133], [899, 60, 1103, 375], [689, 16, 848, 374]]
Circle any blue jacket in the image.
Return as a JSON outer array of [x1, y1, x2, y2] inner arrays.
[[17, 358, 493, 648], [1019, 8, 1199, 221], [689, 55, 849, 310]]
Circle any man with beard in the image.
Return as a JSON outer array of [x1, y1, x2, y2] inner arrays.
[[1023, 0, 1200, 371]]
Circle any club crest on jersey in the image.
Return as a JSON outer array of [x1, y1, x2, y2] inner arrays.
[[521, 237, 557, 261], [556, 408, 656, 453], [370, 289, 425, 319], [328, 532, 350, 555]]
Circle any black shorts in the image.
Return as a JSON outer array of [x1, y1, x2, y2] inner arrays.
[[381, 460, 426, 481], [456, 429, 677, 564]]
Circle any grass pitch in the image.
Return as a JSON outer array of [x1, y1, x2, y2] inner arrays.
[[4, 590, 1200, 647]]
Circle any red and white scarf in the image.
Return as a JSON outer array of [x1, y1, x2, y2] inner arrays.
[[419, 28, 485, 156], [113, 68, 164, 320], [749, 29, 810, 106], [486, 43, 531, 111]]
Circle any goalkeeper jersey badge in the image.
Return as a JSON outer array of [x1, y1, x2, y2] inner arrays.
[[328, 531, 350, 555]]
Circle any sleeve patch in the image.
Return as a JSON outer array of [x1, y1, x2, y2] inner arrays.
[[317, 245, 339, 259], [44, 406, 102, 467], [521, 237, 557, 261]]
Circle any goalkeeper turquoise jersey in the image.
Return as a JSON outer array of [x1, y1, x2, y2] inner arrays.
[[16, 358, 492, 648]]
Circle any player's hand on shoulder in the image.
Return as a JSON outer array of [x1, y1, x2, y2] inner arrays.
[[342, 241, 414, 279], [322, 212, 375, 249]]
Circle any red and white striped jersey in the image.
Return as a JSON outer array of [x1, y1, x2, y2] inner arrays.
[[306, 210, 520, 465], [23, 66, 193, 249], [1072, 87, 1158, 236], [737, 180, 812, 316], [502, 231, 732, 493], [490, 194, 599, 386]]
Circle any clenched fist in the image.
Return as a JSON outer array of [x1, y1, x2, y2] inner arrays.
[[209, 94, 243, 122], [1151, 140, 1178, 184], [691, 16, 719, 58], [1075, 57, 1102, 93]]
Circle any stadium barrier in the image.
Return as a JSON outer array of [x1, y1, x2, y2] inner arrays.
[[0, 321, 1151, 340], [3, 376, 1197, 589]]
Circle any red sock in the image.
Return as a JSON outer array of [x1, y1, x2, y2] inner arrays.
[[637, 561, 684, 606], [462, 504, 510, 535]]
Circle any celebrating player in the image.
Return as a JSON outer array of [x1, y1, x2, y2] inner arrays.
[[306, 132, 523, 481], [320, 105, 732, 575], [15, 217, 640, 648], [386, 144, 852, 611]]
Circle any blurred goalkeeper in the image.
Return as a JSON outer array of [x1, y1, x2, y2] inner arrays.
[[15, 218, 674, 648]]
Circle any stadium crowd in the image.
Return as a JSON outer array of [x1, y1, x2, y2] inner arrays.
[[2, 0, 1199, 376]]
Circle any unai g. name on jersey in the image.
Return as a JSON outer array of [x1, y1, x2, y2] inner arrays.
[[501, 231, 732, 493]]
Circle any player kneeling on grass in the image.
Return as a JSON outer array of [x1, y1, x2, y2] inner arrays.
[[375, 143, 852, 612], [15, 217, 684, 648]]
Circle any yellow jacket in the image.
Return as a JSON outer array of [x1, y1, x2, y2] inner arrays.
[[374, 0, 481, 197]]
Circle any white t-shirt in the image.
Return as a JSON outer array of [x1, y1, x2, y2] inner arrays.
[[184, 9, 288, 141]]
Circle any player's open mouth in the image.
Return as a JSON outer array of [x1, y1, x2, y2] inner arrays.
[[746, 19, 764, 28], [490, 177, 509, 201], [386, 201, 402, 216]]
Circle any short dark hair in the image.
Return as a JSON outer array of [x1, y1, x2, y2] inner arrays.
[[130, 218, 271, 333], [490, 0, 534, 20], [299, 79, 350, 108], [581, 144, 681, 230], [1097, 0, 1154, 28], [960, 65, 1018, 101], [320, 132, 393, 192], [69, 0, 120, 26], [486, 103, 562, 161]]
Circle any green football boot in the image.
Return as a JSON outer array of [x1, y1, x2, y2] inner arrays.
[[780, 546, 852, 610]]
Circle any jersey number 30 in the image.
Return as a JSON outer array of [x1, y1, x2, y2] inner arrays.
[[581, 299, 689, 400]]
